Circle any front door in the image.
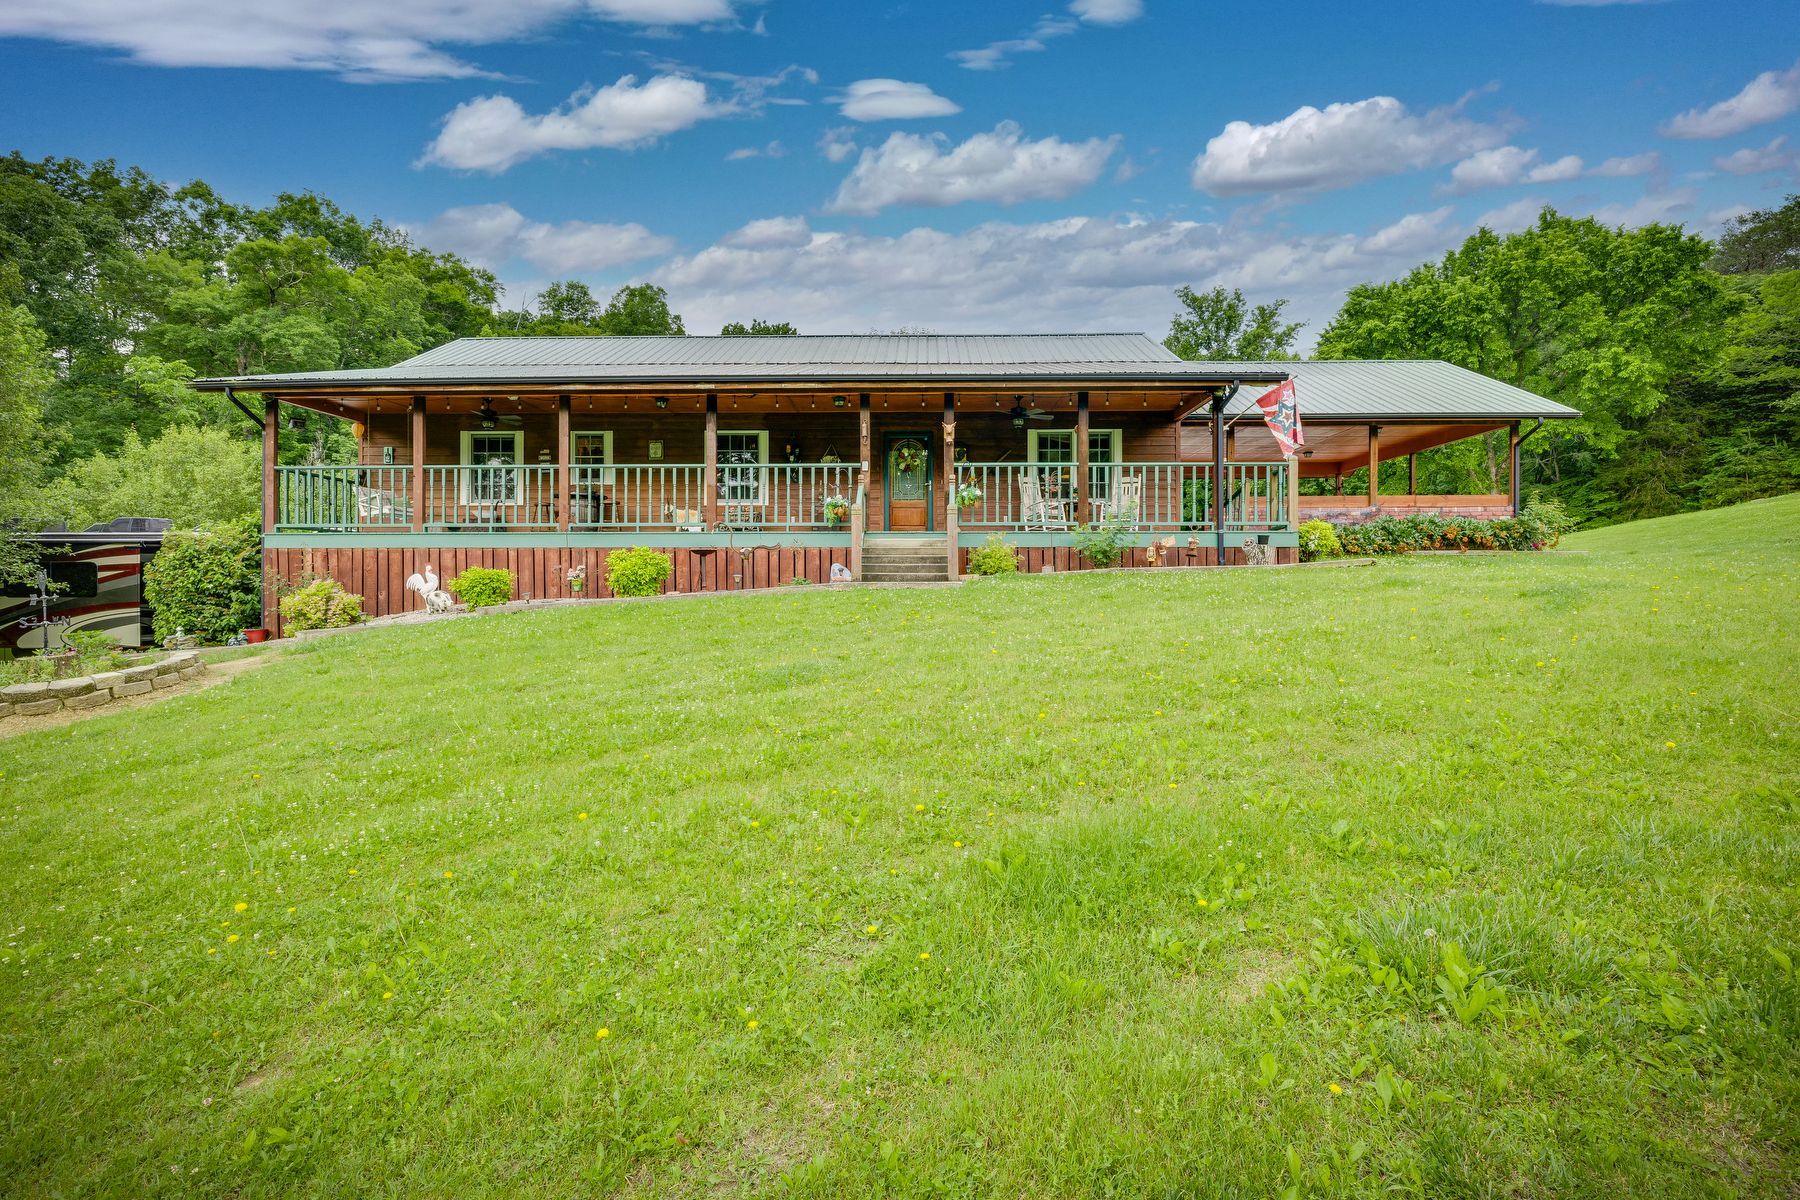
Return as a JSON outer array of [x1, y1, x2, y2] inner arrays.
[[884, 434, 933, 531]]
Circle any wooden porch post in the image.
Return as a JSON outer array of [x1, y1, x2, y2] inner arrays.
[[1408, 452, 1418, 496], [1286, 452, 1300, 531], [261, 395, 279, 535], [1074, 391, 1090, 524], [1507, 420, 1522, 514], [855, 392, 872, 572], [1334, 470, 1342, 497], [943, 393, 958, 579], [1366, 425, 1381, 509], [555, 394, 571, 532], [703, 393, 720, 529], [409, 395, 425, 533]]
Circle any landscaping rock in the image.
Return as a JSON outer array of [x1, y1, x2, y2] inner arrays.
[[112, 680, 153, 698], [88, 671, 125, 689], [120, 664, 159, 684], [1, 682, 50, 701], [15, 698, 62, 716], [47, 677, 95, 698], [63, 691, 112, 710], [178, 665, 204, 680], [151, 674, 179, 689]]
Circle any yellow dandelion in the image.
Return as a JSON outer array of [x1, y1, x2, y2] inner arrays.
[[443, 870, 454, 879], [914, 803, 925, 812], [1665, 741, 1676, 749], [1195, 897, 1209, 908], [382, 991, 393, 1000], [286, 906, 296, 913], [918, 952, 930, 961], [267, 949, 276, 957], [226, 933, 239, 943], [750, 819, 761, 828], [865, 924, 879, 935], [206, 947, 217, 955], [953, 840, 963, 848], [233, 901, 248, 912], [596, 1027, 610, 1040], [1329, 1083, 1343, 1095], [578, 812, 589, 821], [746, 1019, 759, 1030]]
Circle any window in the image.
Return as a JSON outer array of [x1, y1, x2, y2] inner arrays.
[[572, 430, 613, 484], [459, 430, 523, 504], [718, 430, 768, 504], [1027, 429, 1120, 463]]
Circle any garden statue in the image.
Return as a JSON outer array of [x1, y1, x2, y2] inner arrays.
[[1241, 537, 1275, 567], [830, 563, 852, 582], [405, 565, 455, 613]]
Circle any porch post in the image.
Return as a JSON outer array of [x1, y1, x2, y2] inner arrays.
[[261, 395, 279, 535], [858, 392, 871, 474], [1210, 390, 1228, 566], [1286, 451, 1300, 531], [943, 392, 958, 579], [1074, 390, 1090, 524], [1334, 470, 1342, 497], [409, 395, 425, 533], [703, 392, 720, 529], [1408, 452, 1417, 497], [1508, 420, 1522, 513], [556, 394, 571, 532], [1366, 425, 1381, 509]]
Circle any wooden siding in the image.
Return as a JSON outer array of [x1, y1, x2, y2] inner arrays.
[[263, 543, 852, 630]]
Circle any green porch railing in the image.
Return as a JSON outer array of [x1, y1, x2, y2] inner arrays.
[[424, 464, 560, 531], [571, 464, 707, 530], [952, 461, 1290, 531], [274, 465, 411, 531], [715, 463, 859, 531]]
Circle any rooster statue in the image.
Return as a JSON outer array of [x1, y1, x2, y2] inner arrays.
[[404, 565, 455, 614]]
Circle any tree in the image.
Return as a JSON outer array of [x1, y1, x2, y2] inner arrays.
[[0, 305, 59, 585], [597, 283, 685, 336], [1163, 285, 1302, 361], [535, 281, 602, 328], [721, 319, 799, 335], [1712, 195, 1800, 275], [1316, 208, 1736, 513], [43, 425, 259, 531]]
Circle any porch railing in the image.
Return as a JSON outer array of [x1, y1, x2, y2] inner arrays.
[[274, 465, 412, 531], [953, 461, 1290, 531], [273, 461, 1290, 534]]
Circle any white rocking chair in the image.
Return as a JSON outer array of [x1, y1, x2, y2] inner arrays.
[[1092, 473, 1143, 528], [1019, 471, 1070, 530]]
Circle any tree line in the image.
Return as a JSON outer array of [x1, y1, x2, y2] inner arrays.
[[2, 150, 1795, 584]]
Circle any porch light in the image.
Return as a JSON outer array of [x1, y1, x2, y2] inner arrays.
[[832, 395, 847, 407], [655, 396, 669, 409]]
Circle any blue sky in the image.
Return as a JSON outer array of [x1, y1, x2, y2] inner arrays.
[[2, 0, 1797, 344]]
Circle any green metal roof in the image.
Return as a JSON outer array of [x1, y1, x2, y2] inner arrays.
[[1204, 359, 1579, 421]]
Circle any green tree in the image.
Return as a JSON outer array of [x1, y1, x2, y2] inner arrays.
[[721, 319, 799, 335], [1316, 208, 1736, 511], [597, 283, 685, 336], [535, 281, 602, 328], [0, 305, 59, 585], [1712, 194, 1800, 276], [1163, 285, 1301, 361], [43, 425, 259, 531]]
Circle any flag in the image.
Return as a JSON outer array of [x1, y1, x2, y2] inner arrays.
[[1251, 379, 1304, 458]]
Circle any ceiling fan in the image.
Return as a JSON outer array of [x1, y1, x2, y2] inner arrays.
[[1008, 396, 1053, 428], [472, 397, 524, 429]]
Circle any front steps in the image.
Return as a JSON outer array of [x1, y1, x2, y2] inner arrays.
[[861, 539, 951, 583]]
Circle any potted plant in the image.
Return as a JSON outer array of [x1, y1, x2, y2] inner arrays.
[[242, 627, 269, 644], [822, 494, 851, 525], [567, 563, 587, 595], [953, 481, 983, 510]]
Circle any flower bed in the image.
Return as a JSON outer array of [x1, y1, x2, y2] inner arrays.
[[0, 652, 205, 720]]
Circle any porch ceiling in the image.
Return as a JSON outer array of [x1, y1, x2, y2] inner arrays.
[[1220, 420, 1510, 473]]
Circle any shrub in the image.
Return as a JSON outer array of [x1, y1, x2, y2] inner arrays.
[[1072, 513, 1137, 569], [1297, 520, 1342, 562], [62, 630, 127, 671], [606, 547, 672, 597], [278, 578, 363, 632], [143, 515, 262, 643], [447, 567, 514, 608], [1333, 508, 1574, 557], [966, 534, 1020, 576]]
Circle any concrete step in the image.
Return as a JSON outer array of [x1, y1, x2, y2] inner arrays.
[[864, 553, 949, 564], [862, 569, 949, 582]]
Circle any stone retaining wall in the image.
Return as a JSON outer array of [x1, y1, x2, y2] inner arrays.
[[0, 652, 205, 720]]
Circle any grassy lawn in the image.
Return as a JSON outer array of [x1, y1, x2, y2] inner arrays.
[[3, 497, 1797, 1198]]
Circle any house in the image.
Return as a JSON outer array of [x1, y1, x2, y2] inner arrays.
[[190, 333, 1577, 627]]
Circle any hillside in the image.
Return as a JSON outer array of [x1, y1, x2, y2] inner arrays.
[[2, 497, 1797, 1197]]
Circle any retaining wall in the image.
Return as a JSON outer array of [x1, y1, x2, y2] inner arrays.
[[0, 651, 205, 720]]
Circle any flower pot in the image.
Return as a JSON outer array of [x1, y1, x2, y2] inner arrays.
[[243, 628, 269, 644]]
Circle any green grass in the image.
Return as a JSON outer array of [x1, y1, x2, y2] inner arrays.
[[3, 497, 1797, 1198]]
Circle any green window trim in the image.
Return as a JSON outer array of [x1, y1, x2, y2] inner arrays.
[[1026, 428, 1121, 463], [458, 429, 525, 505], [719, 430, 770, 506]]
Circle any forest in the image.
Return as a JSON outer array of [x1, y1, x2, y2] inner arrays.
[[2, 149, 1796, 584]]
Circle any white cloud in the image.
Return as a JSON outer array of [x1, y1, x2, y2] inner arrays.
[[1069, 0, 1144, 24], [825, 121, 1119, 215], [417, 203, 674, 272], [836, 79, 961, 121], [1714, 135, 1796, 176], [1588, 186, 1698, 228], [0, 0, 740, 81], [1474, 197, 1549, 235], [1192, 95, 1509, 196], [1592, 151, 1661, 177], [952, 15, 1077, 70], [1661, 59, 1800, 139], [1445, 146, 1540, 193], [421, 74, 726, 172], [818, 127, 859, 163], [726, 141, 786, 161]]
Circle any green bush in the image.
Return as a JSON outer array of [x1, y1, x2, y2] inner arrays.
[[606, 547, 673, 597], [447, 567, 514, 608], [143, 515, 262, 643], [1334, 507, 1573, 556], [278, 578, 363, 632], [1297, 520, 1343, 562], [966, 534, 1020, 576], [1072, 513, 1137, 569]]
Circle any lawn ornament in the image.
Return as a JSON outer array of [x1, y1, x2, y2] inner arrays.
[[1241, 537, 1275, 567], [405, 565, 455, 613], [830, 563, 852, 582]]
